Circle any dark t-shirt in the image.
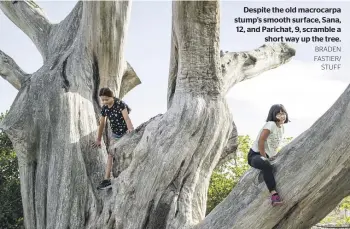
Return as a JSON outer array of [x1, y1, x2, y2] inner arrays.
[[101, 98, 128, 136]]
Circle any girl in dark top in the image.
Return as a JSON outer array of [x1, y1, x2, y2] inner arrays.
[[95, 87, 134, 189]]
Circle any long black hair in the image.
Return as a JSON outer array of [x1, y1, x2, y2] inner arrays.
[[266, 104, 289, 123], [99, 87, 131, 113]]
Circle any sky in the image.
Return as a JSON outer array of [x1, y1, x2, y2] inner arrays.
[[0, 1, 349, 140]]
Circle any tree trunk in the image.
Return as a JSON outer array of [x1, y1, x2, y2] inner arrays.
[[7, 1, 350, 229]]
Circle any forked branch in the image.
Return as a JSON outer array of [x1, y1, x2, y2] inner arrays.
[[0, 1, 51, 59]]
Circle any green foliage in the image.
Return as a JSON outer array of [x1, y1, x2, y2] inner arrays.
[[0, 112, 23, 229], [206, 167, 236, 215], [206, 135, 252, 214], [321, 196, 350, 225], [339, 196, 350, 211]]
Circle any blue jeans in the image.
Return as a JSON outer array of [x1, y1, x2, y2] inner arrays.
[[112, 133, 123, 139]]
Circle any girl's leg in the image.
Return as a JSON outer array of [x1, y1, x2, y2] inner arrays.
[[97, 153, 113, 190], [250, 154, 283, 205], [104, 153, 113, 179], [104, 135, 119, 179], [250, 154, 276, 193], [97, 136, 120, 190]]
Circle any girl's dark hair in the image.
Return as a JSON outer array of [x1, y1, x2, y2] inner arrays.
[[99, 87, 131, 113], [99, 87, 114, 97], [266, 104, 289, 123]]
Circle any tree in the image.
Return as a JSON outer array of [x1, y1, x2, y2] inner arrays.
[[1, 1, 348, 229], [0, 112, 23, 228]]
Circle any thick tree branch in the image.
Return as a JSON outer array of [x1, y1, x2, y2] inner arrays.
[[47, 1, 83, 57], [0, 50, 29, 89], [198, 85, 350, 229], [0, 1, 51, 59], [119, 62, 142, 99], [171, 1, 222, 96], [80, 1, 139, 98], [111, 114, 163, 177], [222, 43, 295, 94]]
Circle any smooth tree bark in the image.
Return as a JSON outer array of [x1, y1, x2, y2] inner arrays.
[[2, 1, 347, 229]]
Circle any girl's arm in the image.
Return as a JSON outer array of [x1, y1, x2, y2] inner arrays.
[[122, 109, 134, 132], [258, 129, 270, 157]]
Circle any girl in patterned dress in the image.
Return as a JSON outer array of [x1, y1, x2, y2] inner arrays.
[[248, 104, 290, 206], [95, 88, 134, 190]]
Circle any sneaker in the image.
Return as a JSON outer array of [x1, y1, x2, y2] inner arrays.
[[271, 193, 283, 206], [97, 179, 111, 190]]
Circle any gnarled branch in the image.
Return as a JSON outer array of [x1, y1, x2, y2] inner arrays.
[[119, 62, 142, 99], [0, 50, 29, 90], [222, 43, 295, 94], [0, 1, 51, 59]]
